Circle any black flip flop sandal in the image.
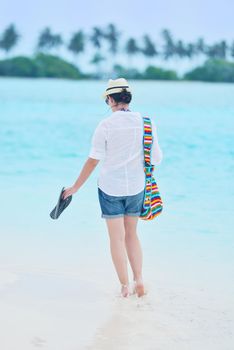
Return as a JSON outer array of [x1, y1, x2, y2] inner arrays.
[[50, 187, 72, 219]]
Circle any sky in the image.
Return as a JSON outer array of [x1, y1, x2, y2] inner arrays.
[[0, 0, 233, 72]]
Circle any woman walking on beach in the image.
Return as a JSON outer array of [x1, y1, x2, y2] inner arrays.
[[62, 78, 163, 298]]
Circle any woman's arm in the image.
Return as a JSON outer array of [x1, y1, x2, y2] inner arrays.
[[62, 157, 99, 199]]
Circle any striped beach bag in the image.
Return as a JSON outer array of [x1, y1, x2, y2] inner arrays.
[[139, 116, 163, 220]]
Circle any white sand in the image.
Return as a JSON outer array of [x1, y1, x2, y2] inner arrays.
[[1, 266, 233, 350], [1, 233, 234, 350], [86, 280, 234, 350], [0, 267, 115, 350]]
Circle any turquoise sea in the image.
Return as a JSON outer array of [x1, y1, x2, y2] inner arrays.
[[0, 78, 234, 349]]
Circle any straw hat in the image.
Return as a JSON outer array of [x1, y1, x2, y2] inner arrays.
[[102, 78, 131, 98]]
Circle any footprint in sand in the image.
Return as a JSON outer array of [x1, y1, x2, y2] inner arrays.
[[31, 336, 47, 347]]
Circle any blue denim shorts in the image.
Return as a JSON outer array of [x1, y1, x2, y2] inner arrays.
[[98, 187, 145, 219]]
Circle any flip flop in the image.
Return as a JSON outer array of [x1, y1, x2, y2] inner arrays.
[[50, 187, 72, 219]]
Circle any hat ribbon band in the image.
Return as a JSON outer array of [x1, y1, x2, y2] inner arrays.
[[106, 85, 129, 92]]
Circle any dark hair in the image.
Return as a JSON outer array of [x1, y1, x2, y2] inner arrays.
[[109, 88, 132, 104]]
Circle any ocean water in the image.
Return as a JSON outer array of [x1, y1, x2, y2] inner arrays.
[[0, 78, 234, 348], [0, 77, 234, 266]]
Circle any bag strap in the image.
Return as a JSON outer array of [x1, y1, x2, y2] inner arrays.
[[142, 116, 154, 166]]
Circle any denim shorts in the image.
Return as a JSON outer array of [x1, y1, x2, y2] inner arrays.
[[98, 187, 145, 219]]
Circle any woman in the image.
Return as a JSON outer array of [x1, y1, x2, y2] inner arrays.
[[62, 78, 163, 298]]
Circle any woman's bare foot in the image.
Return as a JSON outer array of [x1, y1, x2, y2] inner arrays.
[[121, 284, 130, 297], [133, 278, 146, 297]]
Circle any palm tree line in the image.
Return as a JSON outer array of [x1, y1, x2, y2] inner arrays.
[[0, 23, 234, 74]]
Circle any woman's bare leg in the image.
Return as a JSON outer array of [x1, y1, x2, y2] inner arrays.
[[124, 216, 145, 296], [105, 217, 129, 296]]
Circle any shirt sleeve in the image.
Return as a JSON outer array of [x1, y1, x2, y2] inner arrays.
[[150, 119, 163, 165], [88, 121, 107, 160]]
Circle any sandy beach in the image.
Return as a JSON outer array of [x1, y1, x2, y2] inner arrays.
[[87, 281, 233, 350], [0, 266, 115, 350], [1, 244, 233, 350]]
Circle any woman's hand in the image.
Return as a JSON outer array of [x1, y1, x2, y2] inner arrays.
[[62, 185, 77, 200]]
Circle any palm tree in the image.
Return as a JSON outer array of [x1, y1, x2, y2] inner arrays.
[[173, 39, 188, 73], [37, 27, 63, 53], [103, 23, 121, 69], [67, 31, 85, 64], [206, 44, 217, 58], [230, 41, 234, 59], [218, 40, 228, 59], [90, 26, 105, 76], [186, 43, 196, 60], [125, 38, 139, 67], [196, 38, 206, 55], [51, 34, 63, 53], [37, 27, 53, 51], [161, 29, 175, 60], [90, 26, 103, 50], [172, 39, 193, 72], [206, 41, 227, 60], [193, 37, 207, 65], [90, 52, 106, 77], [141, 35, 158, 65], [0, 24, 20, 56], [175, 40, 187, 60]]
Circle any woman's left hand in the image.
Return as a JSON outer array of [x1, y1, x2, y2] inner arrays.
[[62, 186, 77, 200]]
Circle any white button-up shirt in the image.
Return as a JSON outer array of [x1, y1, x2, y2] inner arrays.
[[88, 110, 163, 196]]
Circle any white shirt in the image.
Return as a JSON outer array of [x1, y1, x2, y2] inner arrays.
[[88, 110, 163, 196]]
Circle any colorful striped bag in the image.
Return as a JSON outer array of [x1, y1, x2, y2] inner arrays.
[[139, 116, 163, 220]]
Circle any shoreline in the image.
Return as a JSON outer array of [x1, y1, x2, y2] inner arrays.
[[1, 55, 234, 83]]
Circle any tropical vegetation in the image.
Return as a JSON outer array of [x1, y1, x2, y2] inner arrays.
[[0, 23, 234, 82]]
